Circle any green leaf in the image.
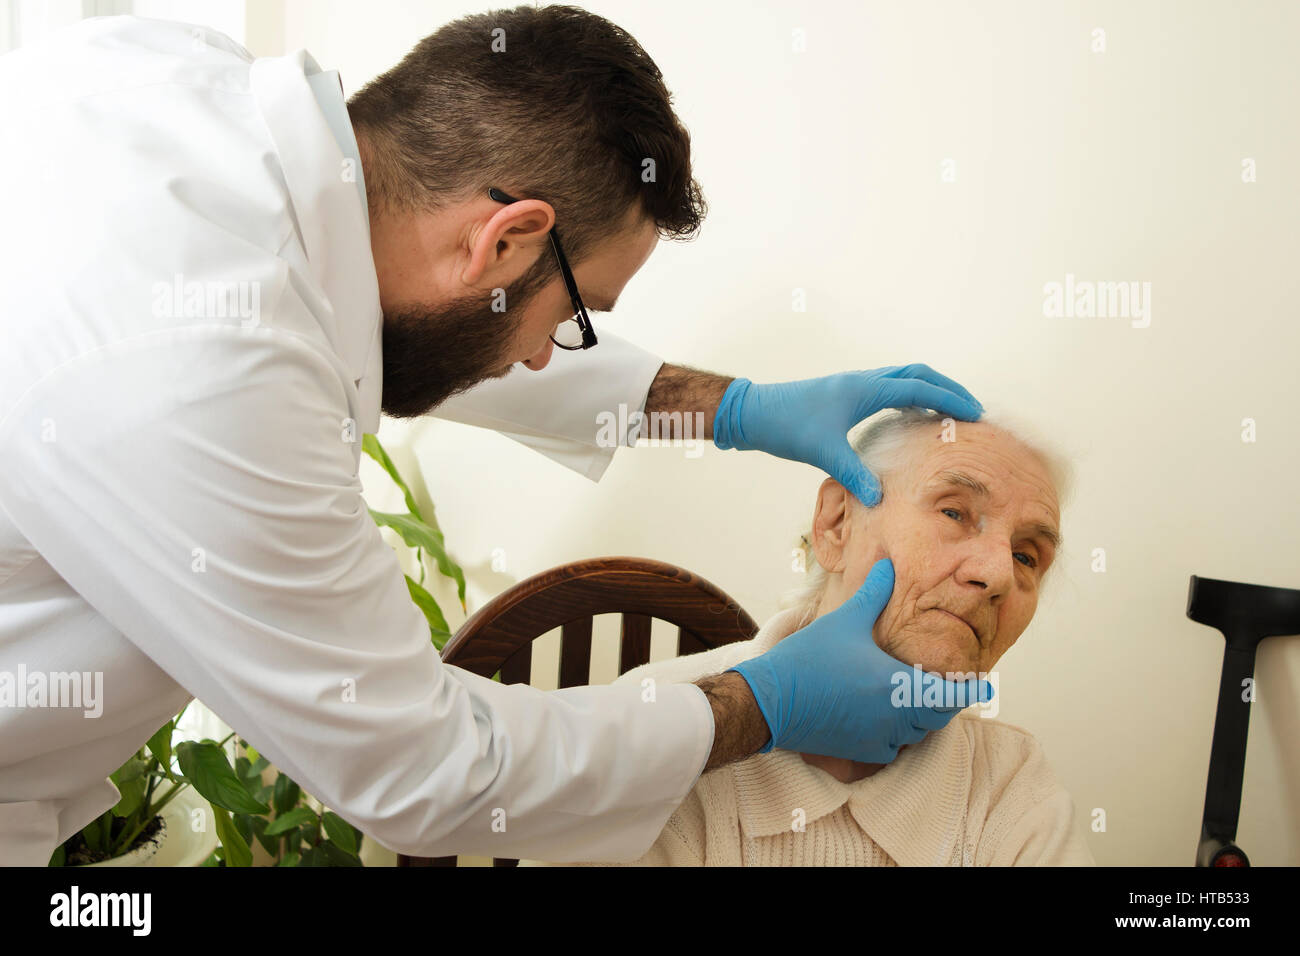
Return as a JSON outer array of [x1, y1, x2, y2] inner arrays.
[[110, 775, 147, 818], [109, 755, 149, 817], [244, 743, 260, 763], [201, 850, 221, 867], [277, 851, 300, 867], [250, 816, 277, 857], [322, 811, 358, 855], [233, 812, 253, 845], [146, 720, 176, 783], [370, 509, 467, 613], [82, 818, 101, 848], [236, 755, 268, 800], [362, 434, 423, 519], [316, 840, 363, 867], [362, 434, 468, 612], [369, 508, 438, 553], [175, 741, 270, 814], [212, 806, 252, 867], [272, 774, 300, 815], [111, 755, 149, 787], [405, 574, 452, 645], [235, 753, 268, 785], [264, 807, 316, 836], [48, 844, 66, 867], [255, 784, 274, 805], [297, 846, 323, 867]]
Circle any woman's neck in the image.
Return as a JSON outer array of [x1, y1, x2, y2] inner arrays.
[[800, 751, 890, 783]]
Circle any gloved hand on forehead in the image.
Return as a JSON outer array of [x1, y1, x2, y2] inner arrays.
[[712, 364, 984, 507]]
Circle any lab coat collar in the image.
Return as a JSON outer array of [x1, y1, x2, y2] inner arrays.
[[730, 608, 973, 865], [249, 49, 382, 434]]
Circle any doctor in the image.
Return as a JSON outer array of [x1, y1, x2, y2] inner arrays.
[[0, 9, 988, 866]]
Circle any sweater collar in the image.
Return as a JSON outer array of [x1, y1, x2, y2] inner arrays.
[[730, 607, 974, 866]]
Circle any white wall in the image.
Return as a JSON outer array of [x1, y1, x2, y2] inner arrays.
[[244, 0, 1298, 866]]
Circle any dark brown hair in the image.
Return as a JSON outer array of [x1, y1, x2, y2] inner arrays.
[[347, 3, 707, 281]]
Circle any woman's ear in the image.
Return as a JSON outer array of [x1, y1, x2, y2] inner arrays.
[[810, 478, 851, 573]]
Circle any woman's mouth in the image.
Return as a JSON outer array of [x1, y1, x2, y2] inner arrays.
[[933, 608, 977, 640]]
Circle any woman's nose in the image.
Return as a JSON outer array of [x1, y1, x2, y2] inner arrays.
[[521, 338, 554, 371]]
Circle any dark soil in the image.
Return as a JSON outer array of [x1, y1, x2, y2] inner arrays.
[[64, 814, 164, 866]]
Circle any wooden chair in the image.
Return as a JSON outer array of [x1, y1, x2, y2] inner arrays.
[[396, 556, 760, 867]]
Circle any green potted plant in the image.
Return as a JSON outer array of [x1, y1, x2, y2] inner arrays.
[[198, 736, 366, 867], [50, 702, 223, 867]]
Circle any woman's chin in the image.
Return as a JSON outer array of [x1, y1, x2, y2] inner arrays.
[[912, 648, 983, 685]]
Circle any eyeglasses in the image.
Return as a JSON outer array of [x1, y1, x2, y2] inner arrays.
[[487, 187, 597, 350]]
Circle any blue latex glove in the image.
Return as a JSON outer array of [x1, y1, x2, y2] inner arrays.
[[729, 559, 993, 763], [713, 365, 984, 506]]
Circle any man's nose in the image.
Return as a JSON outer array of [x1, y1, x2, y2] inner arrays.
[[521, 339, 554, 371]]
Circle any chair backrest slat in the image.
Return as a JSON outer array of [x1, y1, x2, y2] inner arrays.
[[397, 556, 758, 868], [677, 627, 708, 656], [499, 642, 531, 685], [618, 612, 652, 674], [558, 618, 593, 688]]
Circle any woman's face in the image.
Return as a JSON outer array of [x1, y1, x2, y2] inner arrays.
[[811, 420, 1062, 677]]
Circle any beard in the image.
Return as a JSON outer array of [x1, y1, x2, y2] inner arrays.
[[379, 263, 551, 419]]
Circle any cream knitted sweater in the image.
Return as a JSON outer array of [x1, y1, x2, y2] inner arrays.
[[522, 606, 1095, 867]]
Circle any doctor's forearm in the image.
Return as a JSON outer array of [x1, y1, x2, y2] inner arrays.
[[642, 364, 734, 441], [696, 671, 770, 771]]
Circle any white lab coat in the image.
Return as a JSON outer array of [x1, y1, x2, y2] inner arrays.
[[0, 16, 713, 867]]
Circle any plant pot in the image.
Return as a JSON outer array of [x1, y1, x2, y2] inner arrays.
[[81, 786, 219, 867], [81, 815, 165, 867]]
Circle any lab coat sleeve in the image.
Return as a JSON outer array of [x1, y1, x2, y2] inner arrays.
[[0, 324, 714, 861], [517, 650, 730, 866], [428, 329, 665, 482]]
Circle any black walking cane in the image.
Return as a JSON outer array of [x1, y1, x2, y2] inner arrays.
[[1185, 575, 1300, 866]]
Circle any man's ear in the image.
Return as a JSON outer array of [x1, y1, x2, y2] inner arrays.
[[462, 199, 554, 287], [810, 478, 851, 573]]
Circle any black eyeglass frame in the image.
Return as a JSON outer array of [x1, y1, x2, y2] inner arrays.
[[487, 187, 597, 350]]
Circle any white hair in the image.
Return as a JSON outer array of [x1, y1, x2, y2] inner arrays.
[[779, 406, 1073, 630]]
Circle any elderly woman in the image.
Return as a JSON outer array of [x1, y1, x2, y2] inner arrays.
[[524, 407, 1093, 866]]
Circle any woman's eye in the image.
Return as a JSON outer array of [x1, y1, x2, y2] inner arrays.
[[944, 508, 1038, 569]]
